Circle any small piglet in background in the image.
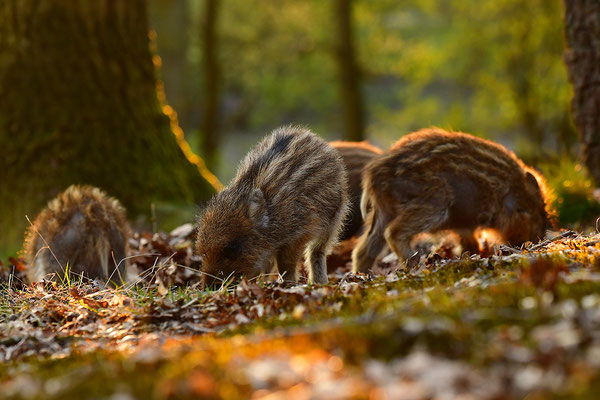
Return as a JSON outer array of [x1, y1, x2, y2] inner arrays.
[[24, 185, 130, 285], [353, 128, 553, 273], [196, 126, 349, 287], [330, 141, 382, 240]]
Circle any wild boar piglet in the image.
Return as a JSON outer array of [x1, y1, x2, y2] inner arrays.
[[24, 185, 130, 285], [196, 126, 348, 287], [330, 141, 382, 240], [352, 128, 553, 273]]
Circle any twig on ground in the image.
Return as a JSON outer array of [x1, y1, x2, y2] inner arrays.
[[528, 230, 576, 252]]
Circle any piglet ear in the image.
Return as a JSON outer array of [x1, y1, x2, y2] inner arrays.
[[248, 188, 269, 227], [525, 171, 541, 194]]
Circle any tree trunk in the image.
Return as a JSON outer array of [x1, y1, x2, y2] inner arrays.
[[0, 0, 218, 254], [334, 0, 365, 142], [201, 0, 221, 170], [564, 0, 600, 183], [148, 0, 191, 130]]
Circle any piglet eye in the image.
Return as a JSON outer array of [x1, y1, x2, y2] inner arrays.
[[222, 238, 243, 260]]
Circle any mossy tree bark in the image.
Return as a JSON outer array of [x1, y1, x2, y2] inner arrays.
[[201, 0, 221, 171], [0, 0, 217, 253], [564, 0, 600, 183], [334, 0, 365, 142]]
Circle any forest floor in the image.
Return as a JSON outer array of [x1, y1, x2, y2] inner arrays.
[[1, 226, 600, 400]]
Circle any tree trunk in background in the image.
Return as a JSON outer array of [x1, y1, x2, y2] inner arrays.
[[201, 0, 221, 170], [334, 0, 365, 142], [0, 0, 218, 253], [564, 0, 600, 183], [148, 0, 191, 129]]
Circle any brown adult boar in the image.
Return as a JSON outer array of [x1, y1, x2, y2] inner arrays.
[[24, 185, 130, 285], [330, 141, 382, 240], [196, 126, 349, 287], [352, 128, 553, 273]]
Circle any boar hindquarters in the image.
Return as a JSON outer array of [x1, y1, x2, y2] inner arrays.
[[24, 185, 130, 285], [352, 128, 551, 273], [196, 126, 349, 285], [330, 141, 382, 240]]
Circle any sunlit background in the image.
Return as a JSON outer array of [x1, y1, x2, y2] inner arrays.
[[150, 0, 574, 182]]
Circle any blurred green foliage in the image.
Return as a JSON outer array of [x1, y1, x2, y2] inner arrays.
[[151, 0, 575, 155], [147, 0, 599, 226], [359, 0, 575, 157], [540, 159, 600, 228]]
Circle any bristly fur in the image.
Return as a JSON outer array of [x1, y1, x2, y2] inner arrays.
[[23, 185, 130, 285], [330, 141, 382, 240], [352, 127, 554, 273], [196, 126, 349, 286]]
